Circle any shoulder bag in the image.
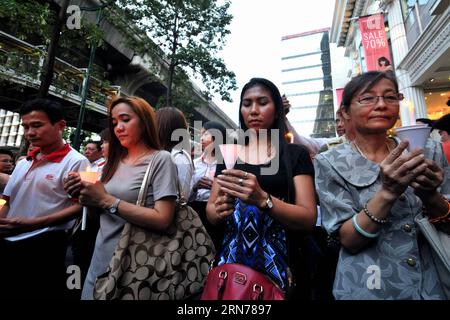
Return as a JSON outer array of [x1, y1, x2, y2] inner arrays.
[[200, 200, 288, 301], [415, 213, 450, 299], [93, 151, 216, 300]]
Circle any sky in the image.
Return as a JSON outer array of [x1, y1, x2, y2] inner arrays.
[[212, 0, 335, 126]]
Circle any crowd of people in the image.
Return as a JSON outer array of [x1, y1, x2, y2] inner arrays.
[[0, 71, 449, 300]]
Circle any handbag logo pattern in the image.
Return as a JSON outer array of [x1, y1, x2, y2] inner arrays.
[[93, 205, 216, 300]]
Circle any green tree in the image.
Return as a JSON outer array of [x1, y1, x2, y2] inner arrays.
[[0, 0, 52, 41], [0, 0, 107, 96], [38, 0, 70, 98], [120, 0, 236, 106]]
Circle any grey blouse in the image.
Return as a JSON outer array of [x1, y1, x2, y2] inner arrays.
[[315, 138, 450, 300], [81, 151, 178, 299]]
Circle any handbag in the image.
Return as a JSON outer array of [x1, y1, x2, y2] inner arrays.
[[415, 213, 450, 299], [200, 199, 288, 300], [93, 152, 216, 300], [201, 263, 285, 300]]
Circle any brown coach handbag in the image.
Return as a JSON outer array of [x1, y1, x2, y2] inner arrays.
[[93, 152, 216, 300]]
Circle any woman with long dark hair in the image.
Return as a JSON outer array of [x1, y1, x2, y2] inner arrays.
[[156, 106, 193, 201], [206, 78, 317, 298]]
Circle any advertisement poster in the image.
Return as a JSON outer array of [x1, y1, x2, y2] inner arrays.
[[336, 88, 344, 109], [358, 13, 393, 72]]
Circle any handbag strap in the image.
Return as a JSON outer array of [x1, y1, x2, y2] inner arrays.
[[173, 149, 192, 206], [136, 151, 160, 207]]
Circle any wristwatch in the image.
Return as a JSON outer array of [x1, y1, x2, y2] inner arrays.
[[108, 198, 121, 215], [262, 194, 273, 210]]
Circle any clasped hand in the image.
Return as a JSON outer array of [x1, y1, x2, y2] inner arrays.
[[63, 172, 109, 208], [380, 140, 443, 198], [195, 176, 213, 190], [215, 169, 267, 212]]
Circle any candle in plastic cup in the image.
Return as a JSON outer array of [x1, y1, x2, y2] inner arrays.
[[0, 199, 6, 210], [219, 144, 243, 170], [79, 171, 101, 183], [79, 168, 100, 231], [395, 124, 430, 152]]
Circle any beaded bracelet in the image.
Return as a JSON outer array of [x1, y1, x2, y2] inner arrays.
[[363, 202, 388, 224], [429, 200, 450, 225], [352, 214, 380, 238]]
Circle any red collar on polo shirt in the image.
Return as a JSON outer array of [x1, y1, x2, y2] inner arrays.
[[27, 144, 72, 163], [97, 160, 106, 167]]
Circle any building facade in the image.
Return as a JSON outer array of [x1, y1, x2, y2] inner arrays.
[[330, 0, 450, 123], [0, 0, 236, 148], [281, 28, 336, 138]]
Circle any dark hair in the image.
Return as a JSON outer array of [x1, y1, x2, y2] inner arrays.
[[99, 128, 111, 142], [238, 78, 294, 203], [19, 98, 64, 123], [0, 148, 14, 159], [416, 118, 435, 128], [378, 56, 391, 67], [203, 121, 227, 142], [203, 121, 228, 157], [341, 71, 399, 113], [85, 140, 102, 152], [102, 96, 161, 183], [156, 107, 189, 152], [239, 78, 285, 132], [433, 113, 450, 135]]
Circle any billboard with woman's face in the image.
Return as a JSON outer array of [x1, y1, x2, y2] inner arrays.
[[359, 13, 393, 72]]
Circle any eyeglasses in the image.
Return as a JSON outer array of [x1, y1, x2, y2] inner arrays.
[[357, 93, 404, 105]]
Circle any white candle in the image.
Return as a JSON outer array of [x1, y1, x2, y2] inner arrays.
[[81, 165, 93, 231], [408, 101, 416, 125]]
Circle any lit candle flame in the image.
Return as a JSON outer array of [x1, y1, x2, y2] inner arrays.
[[285, 132, 294, 143], [408, 102, 416, 125]]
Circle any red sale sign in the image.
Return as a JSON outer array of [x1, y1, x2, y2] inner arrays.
[[336, 88, 344, 109], [358, 13, 393, 72]]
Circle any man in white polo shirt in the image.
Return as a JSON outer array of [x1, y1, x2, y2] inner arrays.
[[0, 98, 89, 299], [83, 140, 105, 171]]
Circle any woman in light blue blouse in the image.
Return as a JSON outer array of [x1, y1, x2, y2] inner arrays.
[[315, 71, 450, 300]]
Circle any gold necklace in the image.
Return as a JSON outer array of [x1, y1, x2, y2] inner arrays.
[[353, 139, 392, 160]]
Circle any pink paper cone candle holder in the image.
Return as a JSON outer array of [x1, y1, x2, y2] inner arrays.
[[219, 144, 243, 170]]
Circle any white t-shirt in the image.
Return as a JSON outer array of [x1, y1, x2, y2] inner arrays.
[[190, 155, 217, 202], [3, 144, 89, 241]]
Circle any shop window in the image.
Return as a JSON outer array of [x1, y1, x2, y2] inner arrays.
[[424, 89, 450, 120], [401, 0, 434, 47]]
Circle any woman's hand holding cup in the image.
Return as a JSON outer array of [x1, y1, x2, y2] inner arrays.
[[380, 140, 428, 199]]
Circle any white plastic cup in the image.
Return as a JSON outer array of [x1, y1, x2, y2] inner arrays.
[[395, 124, 431, 152]]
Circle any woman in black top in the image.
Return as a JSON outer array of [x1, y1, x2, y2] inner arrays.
[[206, 78, 317, 298]]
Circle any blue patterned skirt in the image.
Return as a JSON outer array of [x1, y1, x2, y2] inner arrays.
[[217, 199, 289, 290]]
